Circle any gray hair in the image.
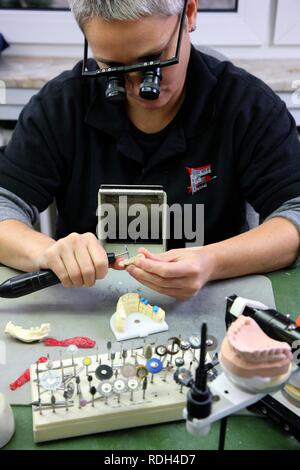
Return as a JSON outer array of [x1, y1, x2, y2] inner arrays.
[[69, 0, 185, 28]]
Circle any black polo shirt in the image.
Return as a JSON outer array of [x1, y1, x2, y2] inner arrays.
[[0, 46, 300, 248]]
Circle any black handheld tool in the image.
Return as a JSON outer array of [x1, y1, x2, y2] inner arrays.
[[226, 294, 300, 346], [0, 247, 129, 299], [186, 323, 212, 421]]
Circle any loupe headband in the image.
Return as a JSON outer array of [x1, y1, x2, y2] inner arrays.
[[81, 0, 188, 78]]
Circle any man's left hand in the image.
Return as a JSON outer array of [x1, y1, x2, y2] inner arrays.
[[123, 246, 216, 300]]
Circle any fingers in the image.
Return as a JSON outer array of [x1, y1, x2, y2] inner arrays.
[[134, 255, 195, 278], [137, 247, 163, 261], [126, 265, 189, 289], [74, 241, 98, 287], [126, 247, 205, 299], [127, 274, 193, 300], [60, 241, 85, 287], [126, 265, 200, 299], [51, 255, 73, 288], [137, 248, 195, 277], [85, 234, 109, 279], [138, 247, 178, 262], [37, 232, 109, 288]]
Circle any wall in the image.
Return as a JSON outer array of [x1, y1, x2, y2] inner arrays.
[[0, 0, 300, 60]]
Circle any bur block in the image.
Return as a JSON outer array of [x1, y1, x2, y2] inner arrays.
[[30, 348, 208, 443]]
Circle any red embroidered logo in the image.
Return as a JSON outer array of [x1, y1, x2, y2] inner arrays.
[[186, 165, 217, 194]]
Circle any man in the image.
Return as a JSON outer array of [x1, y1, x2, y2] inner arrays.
[[0, 0, 299, 300]]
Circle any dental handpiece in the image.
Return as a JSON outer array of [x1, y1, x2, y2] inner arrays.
[[0, 247, 129, 298]]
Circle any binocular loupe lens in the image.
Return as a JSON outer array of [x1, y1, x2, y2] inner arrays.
[[105, 75, 126, 103], [105, 67, 162, 102], [139, 67, 162, 101]]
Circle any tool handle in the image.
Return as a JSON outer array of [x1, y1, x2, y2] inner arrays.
[[0, 270, 60, 298], [0, 252, 119, 298], [106, 253, 116, 264]]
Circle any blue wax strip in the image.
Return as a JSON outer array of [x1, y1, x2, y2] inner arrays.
[[140, 297, 145, 302], [152, 306, 159, 313]]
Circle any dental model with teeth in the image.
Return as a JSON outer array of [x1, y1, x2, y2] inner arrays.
[[114, 293, 165, 333], [220, 316, 293, 392], [118, 253, 145, 268], [5, 322, 50, 343]]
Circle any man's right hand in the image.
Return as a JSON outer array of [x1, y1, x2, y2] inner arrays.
[[36, 232, 109, 288]]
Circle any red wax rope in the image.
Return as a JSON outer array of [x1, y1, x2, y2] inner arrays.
[[43, 336, 96, 348], [10, 356, 48, 391]]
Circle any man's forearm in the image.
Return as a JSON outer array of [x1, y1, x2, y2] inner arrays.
[[205, 217, 300, 280], [0, 220, 56, 272]]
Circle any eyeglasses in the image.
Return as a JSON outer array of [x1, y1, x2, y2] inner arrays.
[[81, 0, 188, 78]]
